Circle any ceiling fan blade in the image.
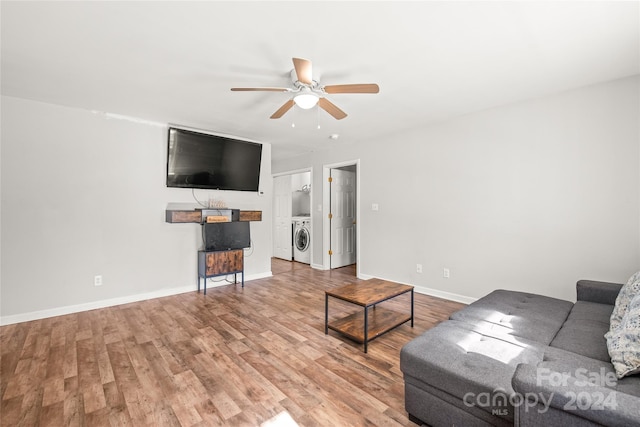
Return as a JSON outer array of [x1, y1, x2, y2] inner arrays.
[[323, 84, 380, 94], [270, 99, 295, 119], [318, 98, 347, 120], [292, 58, 313, 85], [231, 87, 290, 92]]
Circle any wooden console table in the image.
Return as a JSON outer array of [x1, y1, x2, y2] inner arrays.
[[166, 205, 258, 294], [197, 249, 244, 294]]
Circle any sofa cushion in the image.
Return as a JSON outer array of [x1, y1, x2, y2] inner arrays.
[[541, 346, 640, 397], [400, 320, 546, 421], [606, 293, 640, 379], [449, 289, 573, 343], [609, 271, 640, 331], [512, 363, 640, 427], [549, 301, 613, 361], [566, 300, 614, 323], [404, 377, 513, 427]]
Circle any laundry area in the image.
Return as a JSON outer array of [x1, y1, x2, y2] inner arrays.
[[291, 172, 311, 264], [273, 171, 312, 264]]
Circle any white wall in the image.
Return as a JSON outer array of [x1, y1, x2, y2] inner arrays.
[[1, 96, 273, 324], [273, 76, 640, 302], [291, 171, 311, 216]]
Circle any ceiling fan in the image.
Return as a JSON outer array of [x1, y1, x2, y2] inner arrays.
[[231, 57, 379, 120]]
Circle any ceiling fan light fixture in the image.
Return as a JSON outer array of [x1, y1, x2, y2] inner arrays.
[[231, 57, 379, 120], [293, 91, 319, 109]]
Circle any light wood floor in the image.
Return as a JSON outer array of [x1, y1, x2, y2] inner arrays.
[[1, 259, 465, 426]]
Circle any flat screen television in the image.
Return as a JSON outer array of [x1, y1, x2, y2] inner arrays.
[[203, 222, 251, 251], [166, 127, 262, 191]]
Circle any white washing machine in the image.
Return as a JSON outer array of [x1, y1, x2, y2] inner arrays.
[[292, 216, 311, 264]]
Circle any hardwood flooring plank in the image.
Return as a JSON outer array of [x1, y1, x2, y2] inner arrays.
[[83, 406, 111, 426], [208, 344, 274, 404], [300, 361, 389, 415], [39, 400, 64, 427], [63, 336, 78, 380], [214, 342, 288, 403], [150, 400, 182, 426], [103, 380, 134, 425], [63, 376, 85, 426], [170, 400, 203, 426], [276, 397, 320, 427], [19, 384, 44, 427], [152, 337, 189, 376], [239, 348, 323, 411], [0, 395, 23, 426], [193, 398, 225, 425], [45, 343, 65, 381], [42, 376, 65, 407], [0, 258, 465, 426], [210, 390, 242, 420]]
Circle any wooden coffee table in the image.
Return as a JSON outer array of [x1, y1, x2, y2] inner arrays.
[[325, 279, 414, 353]]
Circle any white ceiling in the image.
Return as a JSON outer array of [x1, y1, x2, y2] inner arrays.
[[2, 1, 639, 162]]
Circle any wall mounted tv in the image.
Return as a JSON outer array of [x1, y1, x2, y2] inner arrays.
[[166, 127, 263, 191]]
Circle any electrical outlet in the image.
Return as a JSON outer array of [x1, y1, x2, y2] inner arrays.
[[443, 268, 450, 278], [416, 264, 423, 273], [94, 275, 103, 287]]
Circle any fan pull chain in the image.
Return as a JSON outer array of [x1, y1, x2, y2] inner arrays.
[[292, 101, 296, 127]]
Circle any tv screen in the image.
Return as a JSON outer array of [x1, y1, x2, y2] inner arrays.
[[166, 127, 262, 191], [204, 222, 251, 251]]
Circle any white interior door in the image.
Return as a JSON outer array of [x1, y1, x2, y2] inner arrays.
[[330, 168, 356, 268], [273, 175, 292, 260]]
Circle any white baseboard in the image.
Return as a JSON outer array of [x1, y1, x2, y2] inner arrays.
[[311, 263, 327, 270], [412, 285, 477, 305], [1, 270, 473, 326], [357, 273, 476, 305], [0, 270, 274, 326]]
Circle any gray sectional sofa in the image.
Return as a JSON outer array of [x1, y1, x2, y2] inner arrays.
[[400, 279, 640, 426]]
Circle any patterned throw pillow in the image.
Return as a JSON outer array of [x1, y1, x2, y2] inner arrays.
[[609, 271, 640, 332], [606, 293, 640, 379]]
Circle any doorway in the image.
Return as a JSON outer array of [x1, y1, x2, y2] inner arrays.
[[272, 169, 312, 263], [323, 161, 359, 277]]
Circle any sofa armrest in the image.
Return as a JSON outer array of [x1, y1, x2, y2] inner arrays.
[[512, 364, 640, 426], [576, 280, 622, 305]]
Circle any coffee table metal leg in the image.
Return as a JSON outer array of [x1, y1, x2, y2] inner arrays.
[[364, 306, 369, 353], [411, 288, 414, 327], [325, 293, 329, 334]]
